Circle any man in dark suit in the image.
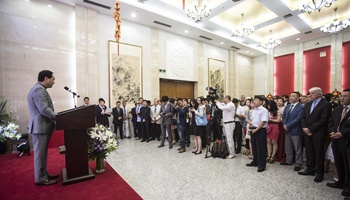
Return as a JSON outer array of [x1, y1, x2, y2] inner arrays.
[[300, 87, 332, 182], [112, 101, 124, 139], [281, 91, 304, 171], [140, 100, 151, 142], [327, 88, 350, 197], [158, 96, 174, 149], [96, 98, 110, 127], [131, 103, 138, 138], [27, 70, 58, 186]]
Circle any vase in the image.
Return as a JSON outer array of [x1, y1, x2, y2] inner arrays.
[[95, 156, 106, 173]]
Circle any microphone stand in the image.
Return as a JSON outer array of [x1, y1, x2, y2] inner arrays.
[[73, 94, 77, 109]]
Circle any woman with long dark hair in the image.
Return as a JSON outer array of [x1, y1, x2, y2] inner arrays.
[[266, 100, 282, 163], [189, 97, 206, 154]]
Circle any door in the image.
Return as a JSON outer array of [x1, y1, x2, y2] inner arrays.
[[159, 79, 194, 99]]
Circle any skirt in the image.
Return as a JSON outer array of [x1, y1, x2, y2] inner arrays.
[[267, 123, 280, 140]]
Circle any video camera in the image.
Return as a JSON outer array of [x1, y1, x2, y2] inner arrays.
[[206, 86, 219, 102]]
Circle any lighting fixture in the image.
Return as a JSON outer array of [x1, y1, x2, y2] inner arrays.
[[186, 0, 211, 23], [231, 13, 254, 37], [47, 4, 52, 8], [131, 13, 137, 18], [260, 30, 281, 49], [320, 8, 350, 34], [220, 42, 224, 45], [299, 0, 336, 14], [184, 30, 189, 33], [296, 38, 300, 40]]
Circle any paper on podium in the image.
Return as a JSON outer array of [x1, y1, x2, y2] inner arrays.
[[105, 108, 112, 114]]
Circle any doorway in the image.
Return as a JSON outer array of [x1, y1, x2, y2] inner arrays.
[[159, 79, 194, 99]]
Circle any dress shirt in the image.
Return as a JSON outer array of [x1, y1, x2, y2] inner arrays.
[[216, 102, 235, 122], [310, 98, 321, 113], [136, 104, 142, 122], [251, 105, 269, 128], [234, 105, 245, 122]]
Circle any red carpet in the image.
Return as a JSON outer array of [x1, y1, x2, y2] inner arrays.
[[0, 148, 142, 200]]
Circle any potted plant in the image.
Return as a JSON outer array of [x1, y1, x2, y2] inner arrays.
[[0, 98, 20, 153]]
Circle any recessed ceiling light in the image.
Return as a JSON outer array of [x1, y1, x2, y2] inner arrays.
[[47, 4, 52, 8], [131, 13, 137, 18], [184, 30, 189, 33], [246, 51, 249, 53], [33, 26, 37, 29], [296, 38, 300, 40], [24, 0, 30, 2], [220, 42, 224, 45]]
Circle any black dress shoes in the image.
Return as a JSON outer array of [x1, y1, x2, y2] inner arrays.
[[294, 166, 301, 172], [48, 174, 59, 180], [246, 163, 258, 167], [326, 182, 343, 189], [186, 144, 190, 147], [36, 179, 57, 186], [342, 190, 350, 197], [280, 162, 292, 166], [298, 169, 315, 176], [169, 145, 173, 149], [314, 174, 324, 183], [257, 168, 265, 172], [158, 144, 164, 148], [194, 151, 202, 155], [141, 140, 145, 142], [127, 137, 131, 139], [146, 140, 149, 143]]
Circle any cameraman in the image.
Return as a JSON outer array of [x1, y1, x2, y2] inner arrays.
[[216, 95, 236, 159]]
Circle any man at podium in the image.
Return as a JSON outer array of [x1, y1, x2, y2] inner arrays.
[[27, 70, 59, 186]]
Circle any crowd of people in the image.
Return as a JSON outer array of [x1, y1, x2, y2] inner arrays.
[[92, 87, 350, 199]]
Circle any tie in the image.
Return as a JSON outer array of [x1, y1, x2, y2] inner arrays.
[[310, 101, 317, 114], [123, 107, 126, 117], [154, 106, 157, 113], [338, 107, 349, 131], [165, 104, 167, 110], [287, 105, 294, 118]]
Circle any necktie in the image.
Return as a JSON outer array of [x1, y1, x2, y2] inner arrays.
[[123, 107, 126, 117], [287, 105, 294, 118], [338, 107, 349, 131], [310, 101, 317, 114], [154, 106, 157, 113]]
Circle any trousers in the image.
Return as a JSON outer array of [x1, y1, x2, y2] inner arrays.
[[32, 133, 52, 182]]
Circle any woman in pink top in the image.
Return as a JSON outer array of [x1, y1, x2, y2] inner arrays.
[[267, 100, 282, 163]]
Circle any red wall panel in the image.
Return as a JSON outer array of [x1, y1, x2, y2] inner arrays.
[[274, 54, 294, 96], [342, 42, 350, 90], [303, 46, 331, 94]]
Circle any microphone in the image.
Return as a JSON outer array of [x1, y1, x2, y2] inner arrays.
[[64, 86, 80, 98]]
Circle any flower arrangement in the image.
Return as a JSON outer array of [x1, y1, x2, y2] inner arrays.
[[87, 125, 118, 161], [0, 98, 20, 142]]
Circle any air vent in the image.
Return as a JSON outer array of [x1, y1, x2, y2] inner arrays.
[[83, 0, 111, 9], [283, 13, 293, 18], [304, 31, 312, 34], [231, 46, 240, 50], [153, 21, 172, 28], [199, 35, 212, 40]]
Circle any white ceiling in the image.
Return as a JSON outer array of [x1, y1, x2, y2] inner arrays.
[[55, 0, 350, 57]]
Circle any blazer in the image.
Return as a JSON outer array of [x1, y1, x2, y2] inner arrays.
[[301, 98, 332, 138], [176, 106, 189, 127], [96, 105, 110, 127], [131, 107, 137, 123], [150, 105, 161, 124], [112, 107, 124, 124], [282, 103, 304, 136], [160, 102, 174, 125], [329, 106, 350, 146], [27, 82, 56, 134], [140, 106, 151, 123]]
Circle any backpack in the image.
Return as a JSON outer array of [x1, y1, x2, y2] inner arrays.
[[211, 139, 229, 159]]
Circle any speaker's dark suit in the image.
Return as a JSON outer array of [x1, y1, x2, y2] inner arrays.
[[301, 98, 332, 175], [140, 106, 151, 141], [96, 105, 110, 127], [112, 107, 124, 139], [131, 107, 138, 137], [329, 106, 350, 189]]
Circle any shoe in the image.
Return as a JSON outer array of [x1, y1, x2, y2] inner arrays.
[[227, 154, 235, 159], [298, 169, 315, 176], [246, 163, 258, 167], [235, 150, 241, 154], [342, 190, 350, 197], [157, 138, 161, 141], [280, 162, 293, 166], [186, 144, 190, 147], [36, 179, 58, 186], [268, 157, 275, 164], [192, 150, 198, 153], [178, 148, 186, 153], [146, 140, 149, 143], [48, 174, 59, 180], [326, 182, 343, 189], [127, 137, 131, 139], [194, 151, 202, 155], [120, 138, 124, 140], [169, 145, 173, 149], [141, 140, 145, 142], [158, 144, 164, 148], [257, 168, 265, 172], [314, 174, 324, 183], [294, 166, 301, 172], [149, 138, 155, 141], [177, 147, 182, 151]]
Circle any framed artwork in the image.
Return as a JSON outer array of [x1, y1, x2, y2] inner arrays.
[[108, 41, 143, 106], [208, 58, 225, 99]]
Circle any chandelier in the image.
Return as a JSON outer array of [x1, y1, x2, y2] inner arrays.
[[299, 0, 336, 14], [231, 13, 254, 37], [186, 0, 211, 23], [320, 8, 350, 34], [260, 30, 281, 49]]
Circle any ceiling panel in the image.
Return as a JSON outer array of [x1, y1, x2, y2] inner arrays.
[[281, 0, 314, 11], [159, 0, 226, 10]]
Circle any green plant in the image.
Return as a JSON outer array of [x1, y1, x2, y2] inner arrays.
[[0, 98, 13, 123]]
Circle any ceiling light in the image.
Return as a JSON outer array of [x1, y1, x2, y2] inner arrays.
[[231, 13, 254, 37], [33, 26, 37, 29], [24, 0, 30, 2], [184, 30, 189, 33], [131, 13, 137, 18], [47, 4, 52, 8], [320, 8, 350, 34], [251, 52, 254, 55], [220, 42, 224, 45], [186, 0, 211, 23], [296, 38, 300, 40], [299, 0, 335, 14], [260, 30, 281, 49]]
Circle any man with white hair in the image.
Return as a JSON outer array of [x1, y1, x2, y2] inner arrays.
[[300, 87, 332, 183]]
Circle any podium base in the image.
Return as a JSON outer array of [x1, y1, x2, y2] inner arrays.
[[61, 168, 95, 186]]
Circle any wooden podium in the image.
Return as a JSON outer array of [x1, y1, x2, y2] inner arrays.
[[56, 105, 96, 186]]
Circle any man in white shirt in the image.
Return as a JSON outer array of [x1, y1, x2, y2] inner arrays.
[[151, 98, 161, 141], [122, 101, 131, 139], [216, 95, 236, 159], [232, 98, 246, 154], [246, 96, 269, 172]]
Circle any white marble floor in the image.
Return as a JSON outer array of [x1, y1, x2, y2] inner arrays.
[[107, 139, 343, 200]]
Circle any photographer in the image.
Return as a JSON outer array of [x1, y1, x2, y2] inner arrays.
[[189, 98, 206, 155], [175, 99, 188, 153], [215, 95, 236, 159]]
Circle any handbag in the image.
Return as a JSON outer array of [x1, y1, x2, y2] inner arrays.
[[195, 115, 208, 126]]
